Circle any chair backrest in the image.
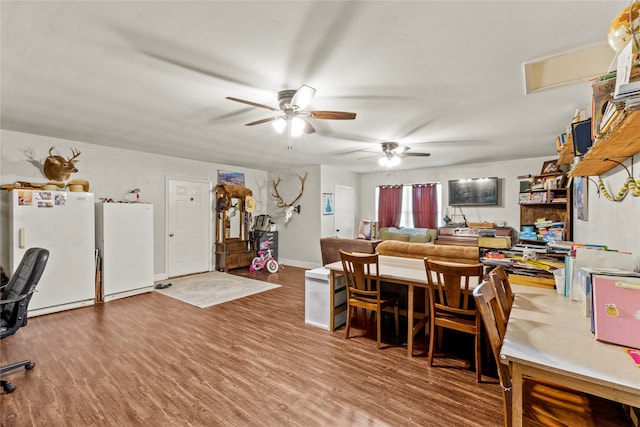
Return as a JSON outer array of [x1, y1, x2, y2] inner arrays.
[[473, 281, 512, 424], [488, 266, 514, 320], [339, 250, 380, 301], [425, 259, 484, 312], [1, 248, 49, 337]]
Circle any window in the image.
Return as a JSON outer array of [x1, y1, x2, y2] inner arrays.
[[375, 183, 442, 228], [399, 185, 413, 228]]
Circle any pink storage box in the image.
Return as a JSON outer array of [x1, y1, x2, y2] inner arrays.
[[592, 275, 640, 349]]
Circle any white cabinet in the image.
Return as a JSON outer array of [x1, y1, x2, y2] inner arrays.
[[305, 267, 346, 331], [95, 203, 154, 301]]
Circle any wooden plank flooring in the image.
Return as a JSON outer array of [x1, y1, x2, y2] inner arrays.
[[1, 265, 504, 426]]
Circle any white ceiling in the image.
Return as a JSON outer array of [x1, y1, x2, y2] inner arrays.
[[0, 1, 627, 173]]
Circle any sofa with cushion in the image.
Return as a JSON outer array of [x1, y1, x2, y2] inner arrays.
[[378, 227, 437, 244], [375, 240, 479, 264]]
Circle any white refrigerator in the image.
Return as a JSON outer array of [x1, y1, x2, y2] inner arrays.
[[9, 189, 96, 316], [95, 203, 154, 301]]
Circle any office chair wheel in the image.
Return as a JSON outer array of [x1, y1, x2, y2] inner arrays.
[[1, 380, 17, 394], [25, 361, 35, 370]]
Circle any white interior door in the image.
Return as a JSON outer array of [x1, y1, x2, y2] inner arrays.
[[167, 178, 211, 277], [334, 185, 354, 238]]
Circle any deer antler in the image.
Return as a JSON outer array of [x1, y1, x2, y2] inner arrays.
[[271, 177, 287, 208], [271, 171, 308, 208], [68, 148, 81, 161], [289, 171, 308, 206]]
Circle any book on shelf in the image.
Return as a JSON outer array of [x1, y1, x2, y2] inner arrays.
[[592, 75, 616, 138], [613, 41, 639, 98], [598, 100, 621, 132]]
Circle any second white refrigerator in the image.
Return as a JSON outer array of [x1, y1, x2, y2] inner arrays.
[[95, 203, 154, 301]]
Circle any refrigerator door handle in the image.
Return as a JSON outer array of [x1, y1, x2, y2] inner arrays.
[[19, 228, 25, 249]]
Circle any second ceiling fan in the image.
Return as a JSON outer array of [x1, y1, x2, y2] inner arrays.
[[377, 142, 430, 167], [226, 85, 356, 136]]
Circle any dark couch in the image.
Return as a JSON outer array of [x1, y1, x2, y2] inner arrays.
[[320, 237, 382, 266]]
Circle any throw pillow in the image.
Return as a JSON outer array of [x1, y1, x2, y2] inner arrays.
[[409, 233, 432, 243], [390, 233, 411, 242]]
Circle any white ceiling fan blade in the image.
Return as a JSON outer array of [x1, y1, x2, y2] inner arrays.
[[302, 119, 316, 134], [291, 85, 316, 110]]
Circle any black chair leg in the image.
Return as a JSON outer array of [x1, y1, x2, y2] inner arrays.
[[1, 380, 17, 393], [1, 360, 36, 393]]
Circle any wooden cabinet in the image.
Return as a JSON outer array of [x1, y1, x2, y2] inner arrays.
[[436, 227, 512, 247], [519, 172, 572, 241], [215, 239, 255, 271], [214, 187, 256, 271]]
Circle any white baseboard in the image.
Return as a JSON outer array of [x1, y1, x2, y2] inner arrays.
[[104, 286, 153, 302], [279, 258, 322, 270], [28, 299, 94, 317]]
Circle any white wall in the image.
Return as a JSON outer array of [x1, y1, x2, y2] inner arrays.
[[320, 165, 360, 238], [268, 165, 321, 269], [359, 157, 548, 230], [360, 156, 640, 255], [0, 130, 269, 276], [573, 156, 639, 254], [264, 165, 360, 269], [3, 129, 637, 274]]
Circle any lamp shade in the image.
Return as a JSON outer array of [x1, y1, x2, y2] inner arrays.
[[608, 3, 640, 53], [272, 118, 286, 133]]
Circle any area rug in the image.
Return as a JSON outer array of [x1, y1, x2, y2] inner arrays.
[[154, 271, 280, 308]]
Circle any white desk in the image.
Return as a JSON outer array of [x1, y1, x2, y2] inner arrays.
[[325, 255, 480, 357], [500, 285, 640, 427]]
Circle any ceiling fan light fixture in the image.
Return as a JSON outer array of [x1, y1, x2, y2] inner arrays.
[[290, 117, 305, 137], [379, 156, 401, 167], [272, 118, 287, 133], [291, 85, 316, 110]]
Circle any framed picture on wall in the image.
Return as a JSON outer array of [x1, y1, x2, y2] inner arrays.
[[573, 177, 588, 221], [322, 193, 334, 215], [541, 159, 559, 175], [217, 170, 245, 186]]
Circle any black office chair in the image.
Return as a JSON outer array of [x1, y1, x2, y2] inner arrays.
[[1, 248, 49, 393]]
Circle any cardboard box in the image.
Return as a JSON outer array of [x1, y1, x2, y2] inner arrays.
[[478, 237, 511, 249]]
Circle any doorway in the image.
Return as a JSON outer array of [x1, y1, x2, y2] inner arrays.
[[167, 178, 211, 277], [334, 185, 355, 238]]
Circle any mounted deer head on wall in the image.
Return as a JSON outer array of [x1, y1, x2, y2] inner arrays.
[[43, 146, 81, 181], [271, 171, 308, 223]]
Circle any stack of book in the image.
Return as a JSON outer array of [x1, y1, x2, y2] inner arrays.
[[610, 43, 640, 118], [534, 219, 565, 242]]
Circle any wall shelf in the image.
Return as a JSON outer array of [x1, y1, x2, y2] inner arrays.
[[569, 108, 640, 177], [519, 171, 571, 241]]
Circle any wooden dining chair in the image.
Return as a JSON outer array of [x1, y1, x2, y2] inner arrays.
[[424, 259, 485, 382], [340, 250, 399, 349], [472, 281, 631, 427], [488, 265, 515, 322]]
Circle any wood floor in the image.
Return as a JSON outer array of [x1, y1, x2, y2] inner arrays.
[[1, 265, 504, 426]]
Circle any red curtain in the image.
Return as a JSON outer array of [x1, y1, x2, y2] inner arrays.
[[377, 185, 403, 229], [412, 184, 437, 228]]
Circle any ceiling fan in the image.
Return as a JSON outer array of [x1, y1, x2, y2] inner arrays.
[[226, 85, 356, 136], [376, 142, 431, 167]]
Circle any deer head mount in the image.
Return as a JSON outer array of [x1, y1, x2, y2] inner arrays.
[[271, 171, 308, 223], [43, 146, 81, 181], [214, 184, 252, 213]]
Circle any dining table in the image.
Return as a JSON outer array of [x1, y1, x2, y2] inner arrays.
[[501, 284, 640, 427], [324, 254, 481, 357]]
